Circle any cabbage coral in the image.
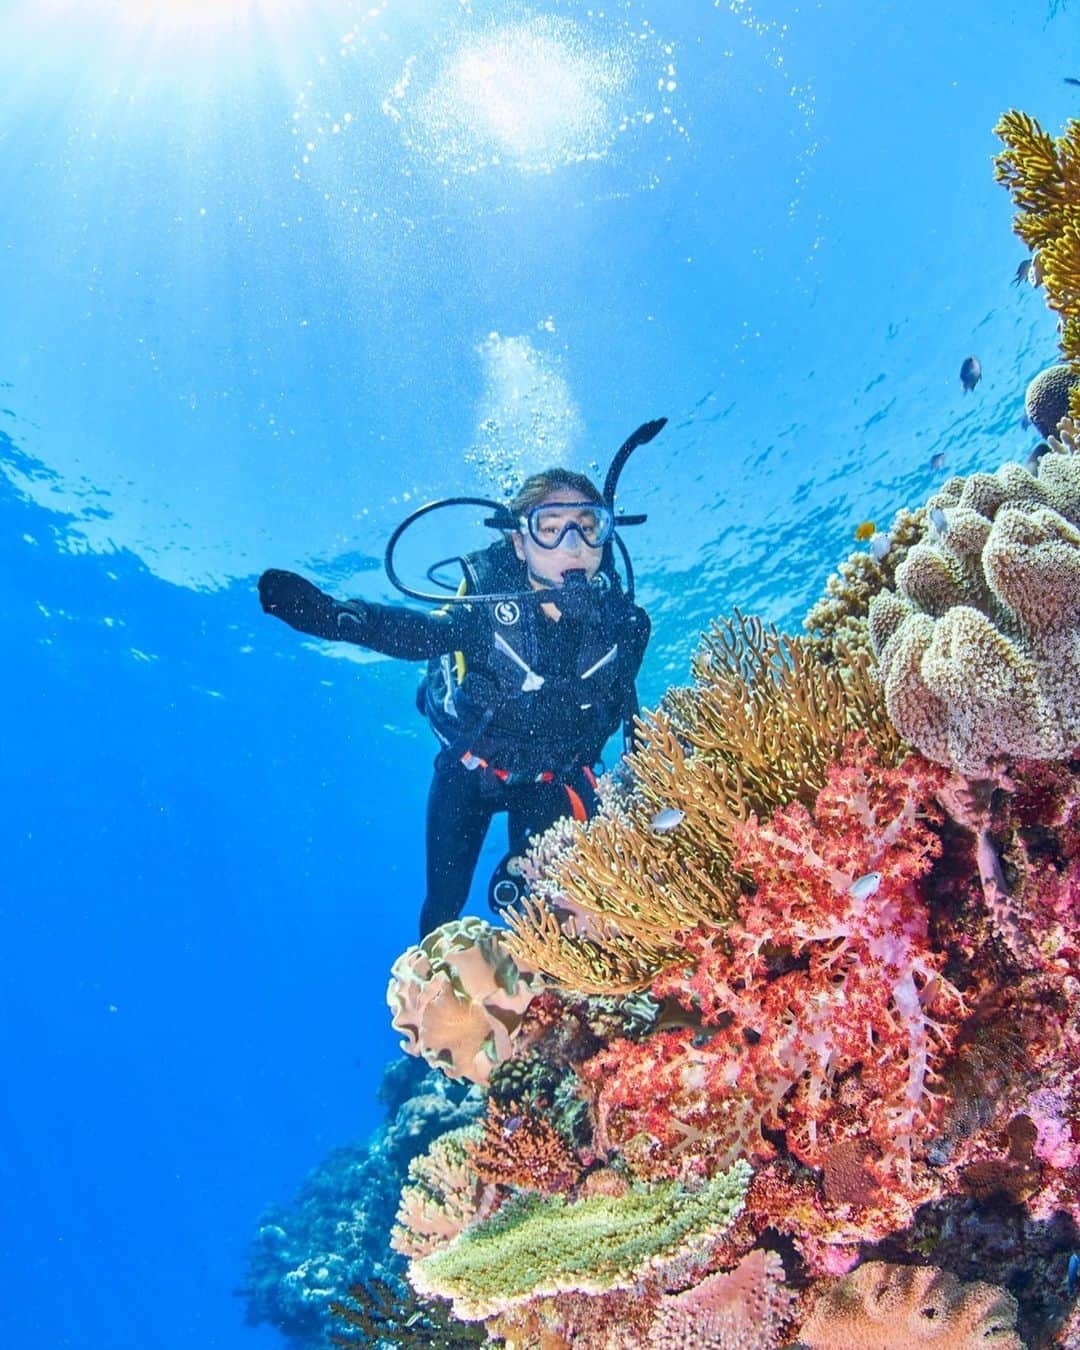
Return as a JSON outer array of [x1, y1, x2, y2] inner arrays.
[[387, 917, 545, 1085], [868, 455, 1080, 778]]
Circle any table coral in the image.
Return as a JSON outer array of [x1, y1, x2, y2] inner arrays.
[[407, 1161, 752, 1322], [798, 1261, 1022, 1348], [868, 455, 1080, 777], [387, 917, 545, 1085]]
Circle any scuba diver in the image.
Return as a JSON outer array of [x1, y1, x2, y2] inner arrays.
[[257, 419, 664, 939]]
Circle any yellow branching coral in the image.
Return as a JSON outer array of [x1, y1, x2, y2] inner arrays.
[[994, 111, 1080, 414], [506, 614, 901, 993]]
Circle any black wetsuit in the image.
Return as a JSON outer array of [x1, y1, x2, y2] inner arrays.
[[258, 566, 650, 937]]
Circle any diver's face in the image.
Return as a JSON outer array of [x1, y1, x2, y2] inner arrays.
[[512, 491, 604, 589]]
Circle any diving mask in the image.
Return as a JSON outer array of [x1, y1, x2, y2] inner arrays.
[[521, 501, 614, 551]]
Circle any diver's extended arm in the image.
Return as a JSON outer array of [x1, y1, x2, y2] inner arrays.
[[258, 569, 477, 659]]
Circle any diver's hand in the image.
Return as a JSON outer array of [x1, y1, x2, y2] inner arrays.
[[258, 569, 341, 637]]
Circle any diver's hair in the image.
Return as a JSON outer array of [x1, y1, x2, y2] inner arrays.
[[508, 468, 604, 522]]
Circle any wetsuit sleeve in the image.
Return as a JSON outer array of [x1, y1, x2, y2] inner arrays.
[[258, 569, 482, 659], [622, 604, 651, 678]]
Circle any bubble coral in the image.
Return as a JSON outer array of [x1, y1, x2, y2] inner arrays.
[[387, 918, 545, 1085], [868, 455, 1080, 777], [797, 1260, 1022, 1348]]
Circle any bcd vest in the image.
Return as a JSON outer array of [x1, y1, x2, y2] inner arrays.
[[419, 540, 637, 778]]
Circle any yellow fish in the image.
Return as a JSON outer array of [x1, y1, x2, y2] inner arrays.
[[853, 520, 876, 542]]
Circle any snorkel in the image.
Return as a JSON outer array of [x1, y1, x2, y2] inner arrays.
[[382, 417, 666, 607]]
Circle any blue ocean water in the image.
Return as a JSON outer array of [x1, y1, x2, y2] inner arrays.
[[0, 1, 1075, 1345]]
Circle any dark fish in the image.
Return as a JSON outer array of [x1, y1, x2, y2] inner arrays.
[[930, 452, 946, 471], [1065, 76, 1080, 87], [1012, 259, 1032, 286], [960, 356, 982, 392], [1026, 442, 1052, 474]]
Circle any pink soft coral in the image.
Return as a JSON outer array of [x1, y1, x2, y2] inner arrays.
[[642, 740, 964, 1187]]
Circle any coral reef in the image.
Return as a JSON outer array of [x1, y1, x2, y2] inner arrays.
[[868, 454, 1080, 777], [242, 1060, 479, 1345], [253, 107, 1080, 1350], [506, 613, 901, 993], [388, 917, 545, 1084], [995, 112, 1080, 412], [797, 1260, 1022, 1348]]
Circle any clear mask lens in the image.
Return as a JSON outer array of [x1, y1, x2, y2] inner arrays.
[[524, 503, 613, 550]]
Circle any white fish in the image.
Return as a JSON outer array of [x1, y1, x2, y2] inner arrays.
[[650, 807, 686, 835], [848, 871, 882, 900], [869, 532, 892, 562], [929, 506, 949, 536]]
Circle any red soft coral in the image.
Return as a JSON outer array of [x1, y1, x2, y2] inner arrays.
[[647, 740, 964, 1190]]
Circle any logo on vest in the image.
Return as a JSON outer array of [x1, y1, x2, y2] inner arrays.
[[494, 600, 521, 626]]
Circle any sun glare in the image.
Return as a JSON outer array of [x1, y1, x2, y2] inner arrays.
[[31, 0, 307, 41]]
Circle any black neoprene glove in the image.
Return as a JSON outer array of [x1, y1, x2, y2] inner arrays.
[[258, 568, 356, 641]]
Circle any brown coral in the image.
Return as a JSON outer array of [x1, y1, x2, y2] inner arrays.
[[467, 1098, 584, 1195], [387, 917, 545, 1084], [797, 1261, 1023, 1348], [869, 455, 1080, 777]]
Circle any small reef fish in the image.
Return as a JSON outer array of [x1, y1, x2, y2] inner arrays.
[[930, 506, 949, 536], [960, 356, 982, 392], [650, 807, 686, 835], [869, 532, 892, 562], [1013, 259, 1032, 287], [848, 871, 882, 901], [1026, 442, 1052, 474], [853, 520, 877, 542], [1065, 76, 1080, 87], [930, 451, 946, 471], [1068, 1251, 1079, 1298]]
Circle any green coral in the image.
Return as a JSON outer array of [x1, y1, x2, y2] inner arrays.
[[408, 1161, 752, 1320]]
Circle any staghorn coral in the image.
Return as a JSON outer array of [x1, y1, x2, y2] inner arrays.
[[995, 112, 1080, 411], [797, 1260, 1022, 1348], [407, 1161, 752, 1322], [868, 455, 1080, 778], [506, 613, 900, 994], [388, 917, 545, 1085]]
